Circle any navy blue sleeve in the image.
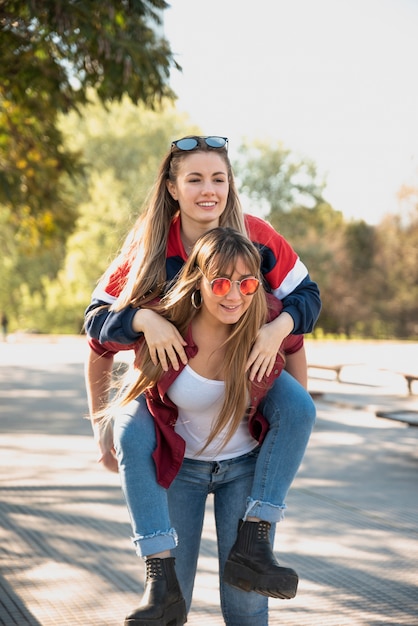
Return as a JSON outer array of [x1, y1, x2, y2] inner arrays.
[[85, 274, 321, 342], [84, 299, 142, 344], [281, 275, 321, 334]]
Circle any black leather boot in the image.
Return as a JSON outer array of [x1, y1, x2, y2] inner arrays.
[[124, 557, 187, 626], [224, 520, 298, 599]]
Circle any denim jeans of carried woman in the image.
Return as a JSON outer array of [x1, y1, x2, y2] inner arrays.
[[113, 370, 316, 625]]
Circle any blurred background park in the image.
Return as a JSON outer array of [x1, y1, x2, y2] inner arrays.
[[1, 0, 418, 341], [1, 5, 418, 624]]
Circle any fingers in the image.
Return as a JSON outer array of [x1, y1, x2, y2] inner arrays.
[[246, 327, 279, 382], [150, 342, 188, 371], [158, 346, 177, 372], [98, 450, 119, 473], [143, 317, 188, 371], [148, 334, 188, 371], [247, 353, 275, 382]]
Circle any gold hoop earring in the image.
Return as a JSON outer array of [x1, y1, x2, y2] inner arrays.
[[191, 290, 202, 310]]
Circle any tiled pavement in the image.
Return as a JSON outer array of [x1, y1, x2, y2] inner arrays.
[[0, 337, 417, 625]]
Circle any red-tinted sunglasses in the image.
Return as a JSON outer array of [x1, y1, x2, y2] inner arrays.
[[199, 268, 260, 296]]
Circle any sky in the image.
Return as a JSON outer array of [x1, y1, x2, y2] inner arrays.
[[164, 0, 418, 224]]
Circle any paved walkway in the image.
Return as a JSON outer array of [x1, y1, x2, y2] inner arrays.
[[0, 337, 417, 625]]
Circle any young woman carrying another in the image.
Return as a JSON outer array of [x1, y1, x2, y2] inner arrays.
[[85, 136, 321, 625], [100, 228, 305, 625]]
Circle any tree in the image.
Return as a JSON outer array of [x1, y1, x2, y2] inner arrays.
[[26, 97, 198, 333], [234, 140, 343, 334], [0, 0, 179, 254], [235, 140, 326, 219], [373, 209, 418, 338]]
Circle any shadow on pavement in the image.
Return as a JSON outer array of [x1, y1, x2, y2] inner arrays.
[[0, 573, 43, 626]]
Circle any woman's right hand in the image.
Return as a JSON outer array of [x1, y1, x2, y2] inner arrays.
[[99, 449, 119, 473], [92, 420, 119, 473], [133, 308, 188, 371]]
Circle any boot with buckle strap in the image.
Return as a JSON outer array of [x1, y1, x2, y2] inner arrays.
[[124, 557, 187, 626], [224, 520, 298, 599]]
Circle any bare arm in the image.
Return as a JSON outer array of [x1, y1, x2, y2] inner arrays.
[[85, 348, 119, 473], [284, 346, 308, 389]]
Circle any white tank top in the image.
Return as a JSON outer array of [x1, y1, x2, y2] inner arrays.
[[167, 365, 258, 461]]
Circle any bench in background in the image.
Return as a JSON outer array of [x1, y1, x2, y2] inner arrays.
[[308, 364, 346, 382], [376, 410, 418, 427]]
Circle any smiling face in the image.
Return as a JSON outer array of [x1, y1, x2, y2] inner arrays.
[[198, 256, 256, 327], [166, 151, 229, 232]]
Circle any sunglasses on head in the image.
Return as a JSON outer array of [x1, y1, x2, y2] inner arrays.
[[198, 268, 260, 297], [171, 136, 228, 152]]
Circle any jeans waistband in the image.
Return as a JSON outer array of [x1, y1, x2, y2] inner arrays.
[[182, 446, 260, 472]]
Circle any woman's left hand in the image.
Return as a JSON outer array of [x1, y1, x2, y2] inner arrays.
[[246, 312, 294, 382]]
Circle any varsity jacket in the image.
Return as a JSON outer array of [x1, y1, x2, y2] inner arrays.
[[84, 213, 321, 346]]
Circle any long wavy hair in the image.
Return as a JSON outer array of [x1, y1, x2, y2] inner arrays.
[[97, 136, 247, 312], [117, 227, 268, 453]]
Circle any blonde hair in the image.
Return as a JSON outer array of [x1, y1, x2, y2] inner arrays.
[[118, 227, 268, 453], [98, 137, 247, 311]]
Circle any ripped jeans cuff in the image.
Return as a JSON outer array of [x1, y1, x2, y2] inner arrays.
[[132, 527, 178, 558], [243, 498, 287, 524]]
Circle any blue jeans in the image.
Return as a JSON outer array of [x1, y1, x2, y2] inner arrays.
[[248, 371, 316, 522], [168, 451, 270, 626], [113, 371, 316, 621]]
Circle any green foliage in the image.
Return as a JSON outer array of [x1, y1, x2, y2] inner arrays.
[[235, 140, 326, 217], [3, 103, 418, 339], [0, 0, 178, 111], [19, 97, 199, 333], [234, 140, 418, 340], [372, 210, 418, 338], [0, 96, 80, 249], [0, 0, 179, 300]]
